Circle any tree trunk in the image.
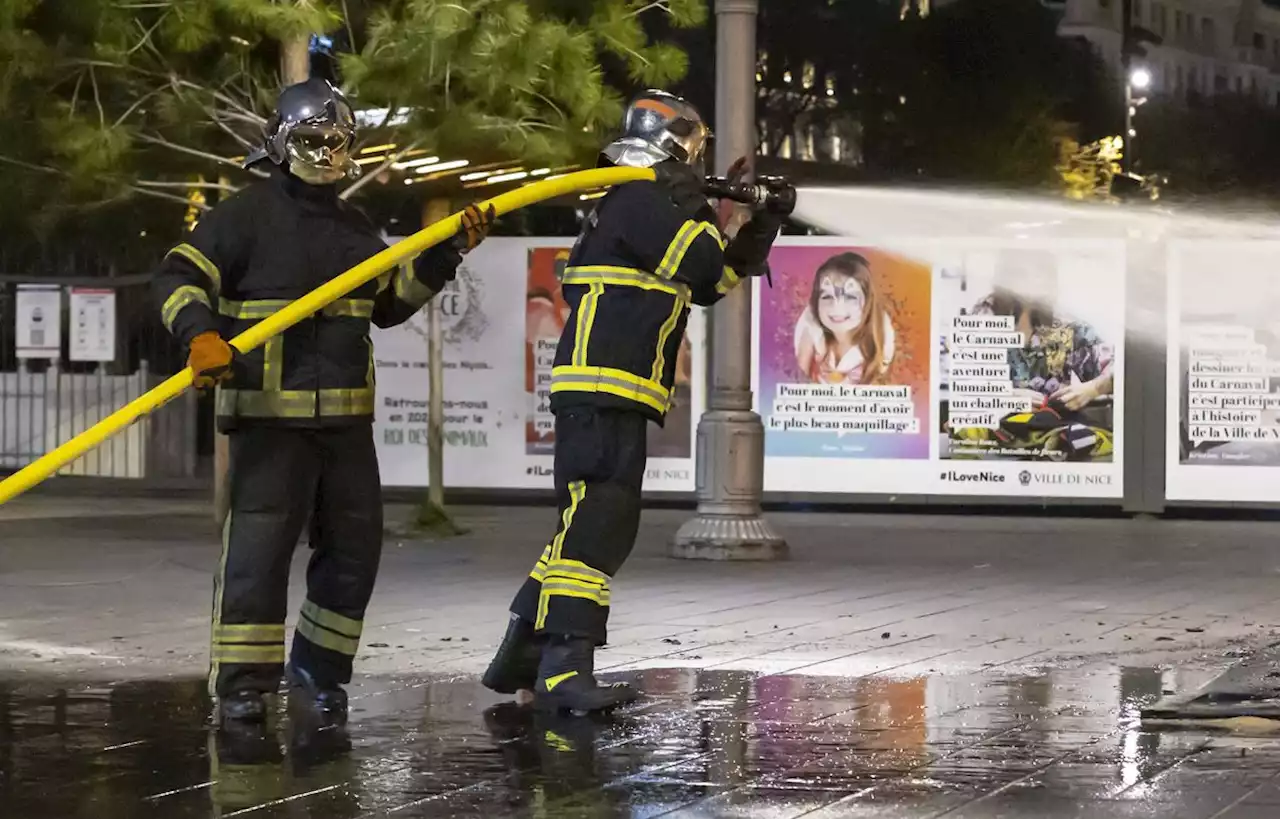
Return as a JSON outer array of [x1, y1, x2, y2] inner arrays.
[[280, 34, 311, 86], [215, 43, 310, 527], [414, 198, 465, 535]]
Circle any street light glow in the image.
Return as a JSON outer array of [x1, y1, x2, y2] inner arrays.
[[1129, 68, 1152, 90]]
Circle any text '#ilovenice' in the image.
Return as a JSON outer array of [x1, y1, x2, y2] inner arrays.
[[939, 470, 1005, 483]]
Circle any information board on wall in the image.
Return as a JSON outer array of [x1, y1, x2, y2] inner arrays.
[[1165, 240, 1280, 503], [753, 238, 1126, 498], [371, 239, 704, 491], [15, 284, 61, 360], [68, 287, 116, 363]]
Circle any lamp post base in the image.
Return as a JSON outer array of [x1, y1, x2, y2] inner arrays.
[[670, 408, 788, 561]]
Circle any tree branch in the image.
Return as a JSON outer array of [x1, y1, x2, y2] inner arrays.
[[89, 65, 106, 128], [136, 179, 239, 192], [134, 132, 267, 176], [339, 139, 423, 201], [129, 185, 211, 208]]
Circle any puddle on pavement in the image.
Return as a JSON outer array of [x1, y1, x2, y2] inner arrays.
[[3, 665, 1280, 818]]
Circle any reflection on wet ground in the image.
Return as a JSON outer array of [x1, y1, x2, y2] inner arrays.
[[4, 665, 1280, 818]]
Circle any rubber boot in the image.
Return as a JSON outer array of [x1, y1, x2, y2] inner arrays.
[[285, 664, 348, 727], [216, 691, 268, 727], [533, 636, 638, 715], [482, 614, 544, 695]]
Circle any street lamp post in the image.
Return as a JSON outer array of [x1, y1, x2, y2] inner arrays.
[[670, 0, 788, 561], [1124, 67, 1150, 174]]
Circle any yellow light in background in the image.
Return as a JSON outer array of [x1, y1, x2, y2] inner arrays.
[[359, 143, 397, 155], [415, 159, 469, 175], [393, 156, 441, 171], [579, 191, 606, 200], [487, 170, 529, 184]]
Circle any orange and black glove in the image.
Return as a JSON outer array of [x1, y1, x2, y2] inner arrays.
[[187, 331, 234, 390], [456, 203, 496, 254]]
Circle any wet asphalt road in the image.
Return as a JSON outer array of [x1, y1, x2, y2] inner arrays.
[[6, 499, 1280, 816], [5, 664, 1280, 818]]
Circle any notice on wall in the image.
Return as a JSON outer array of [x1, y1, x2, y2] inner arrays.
[[68, 288, 116, 363], [371, 246, 527, 489], [934, 241, 1125, 497], [15, 284, 61, 360], [1166, 240, 1280, 502], [755, 242, 932, 467], [754, 237, 1125, 498]]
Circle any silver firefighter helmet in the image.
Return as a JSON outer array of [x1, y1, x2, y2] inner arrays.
[[243, 78, 360, 185], [601, 90, 712, 174]]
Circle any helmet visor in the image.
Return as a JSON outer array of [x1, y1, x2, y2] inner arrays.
[[288, 125, 352, 160]]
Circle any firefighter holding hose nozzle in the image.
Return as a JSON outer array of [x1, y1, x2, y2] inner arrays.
[[482, 89, 795, 714]]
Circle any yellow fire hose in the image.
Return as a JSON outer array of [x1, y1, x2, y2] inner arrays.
[[0, 165, 655, 506]]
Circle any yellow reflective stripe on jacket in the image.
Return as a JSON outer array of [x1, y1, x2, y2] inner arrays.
[[218, 297, 374, 320], [651, 295, 684, 385], [715, 265, 743, 295], [561, 266, 690, 302], [549, 365, 669, 413], [262, 337, 283, 392], [167, 243, 222, 295], [216, 387, 375, 418], [570, 282, 604, 368], [393, 262, 435, 306], [161, 285, 211, 331], [655, 220, 718, 279]]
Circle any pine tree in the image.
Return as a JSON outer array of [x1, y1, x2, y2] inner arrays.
[[337, 0, 707, 196], [0, 0, 707, 241]]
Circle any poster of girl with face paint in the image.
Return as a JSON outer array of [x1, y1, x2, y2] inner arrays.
[[754, 243, 932, 462]]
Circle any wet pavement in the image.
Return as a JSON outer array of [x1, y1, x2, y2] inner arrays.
[[6, 664, 1280, 818], [7, 499, 1280, 815]]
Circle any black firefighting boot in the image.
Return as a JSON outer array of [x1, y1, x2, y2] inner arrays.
[[482, 614, 544, 695], [216, 691, 269, 727], [285, 664, 348, 727], [533, 636, 638, 715]]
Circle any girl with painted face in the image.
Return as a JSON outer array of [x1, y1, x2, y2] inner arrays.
[[794, 252, 896, 385]]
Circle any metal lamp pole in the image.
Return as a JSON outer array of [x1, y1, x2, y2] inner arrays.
[[671, 0, 788, 561]]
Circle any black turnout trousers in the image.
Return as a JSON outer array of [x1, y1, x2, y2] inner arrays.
[[511, 406, 648, 645], [210, 423, 383, 698]]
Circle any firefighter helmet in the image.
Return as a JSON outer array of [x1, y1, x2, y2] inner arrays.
[[243, 78, 360, 185], [601, 90, 712, 174]]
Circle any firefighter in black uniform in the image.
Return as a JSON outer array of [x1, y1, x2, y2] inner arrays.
[[482, 90, 790, 713], [153, 78, 494, 727]]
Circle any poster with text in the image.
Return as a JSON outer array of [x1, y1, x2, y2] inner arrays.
[[934, 241, 1125, 496], [372, 241, 528, 488], [754, 240, 933, 492], [1166, 240, 1280, 502], [525, 246, 701, 490]]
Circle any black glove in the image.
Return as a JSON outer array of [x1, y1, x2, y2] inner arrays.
[[724, 210, 783, 277], [653, 161, 709, 218], [413, 241, 463, 292]]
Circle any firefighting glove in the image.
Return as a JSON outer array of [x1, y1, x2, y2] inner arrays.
[[188, 331, 234, 390], [455, 203, 496, 254], [653, 161, 709, 218], [724, 210, 784, 278]]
